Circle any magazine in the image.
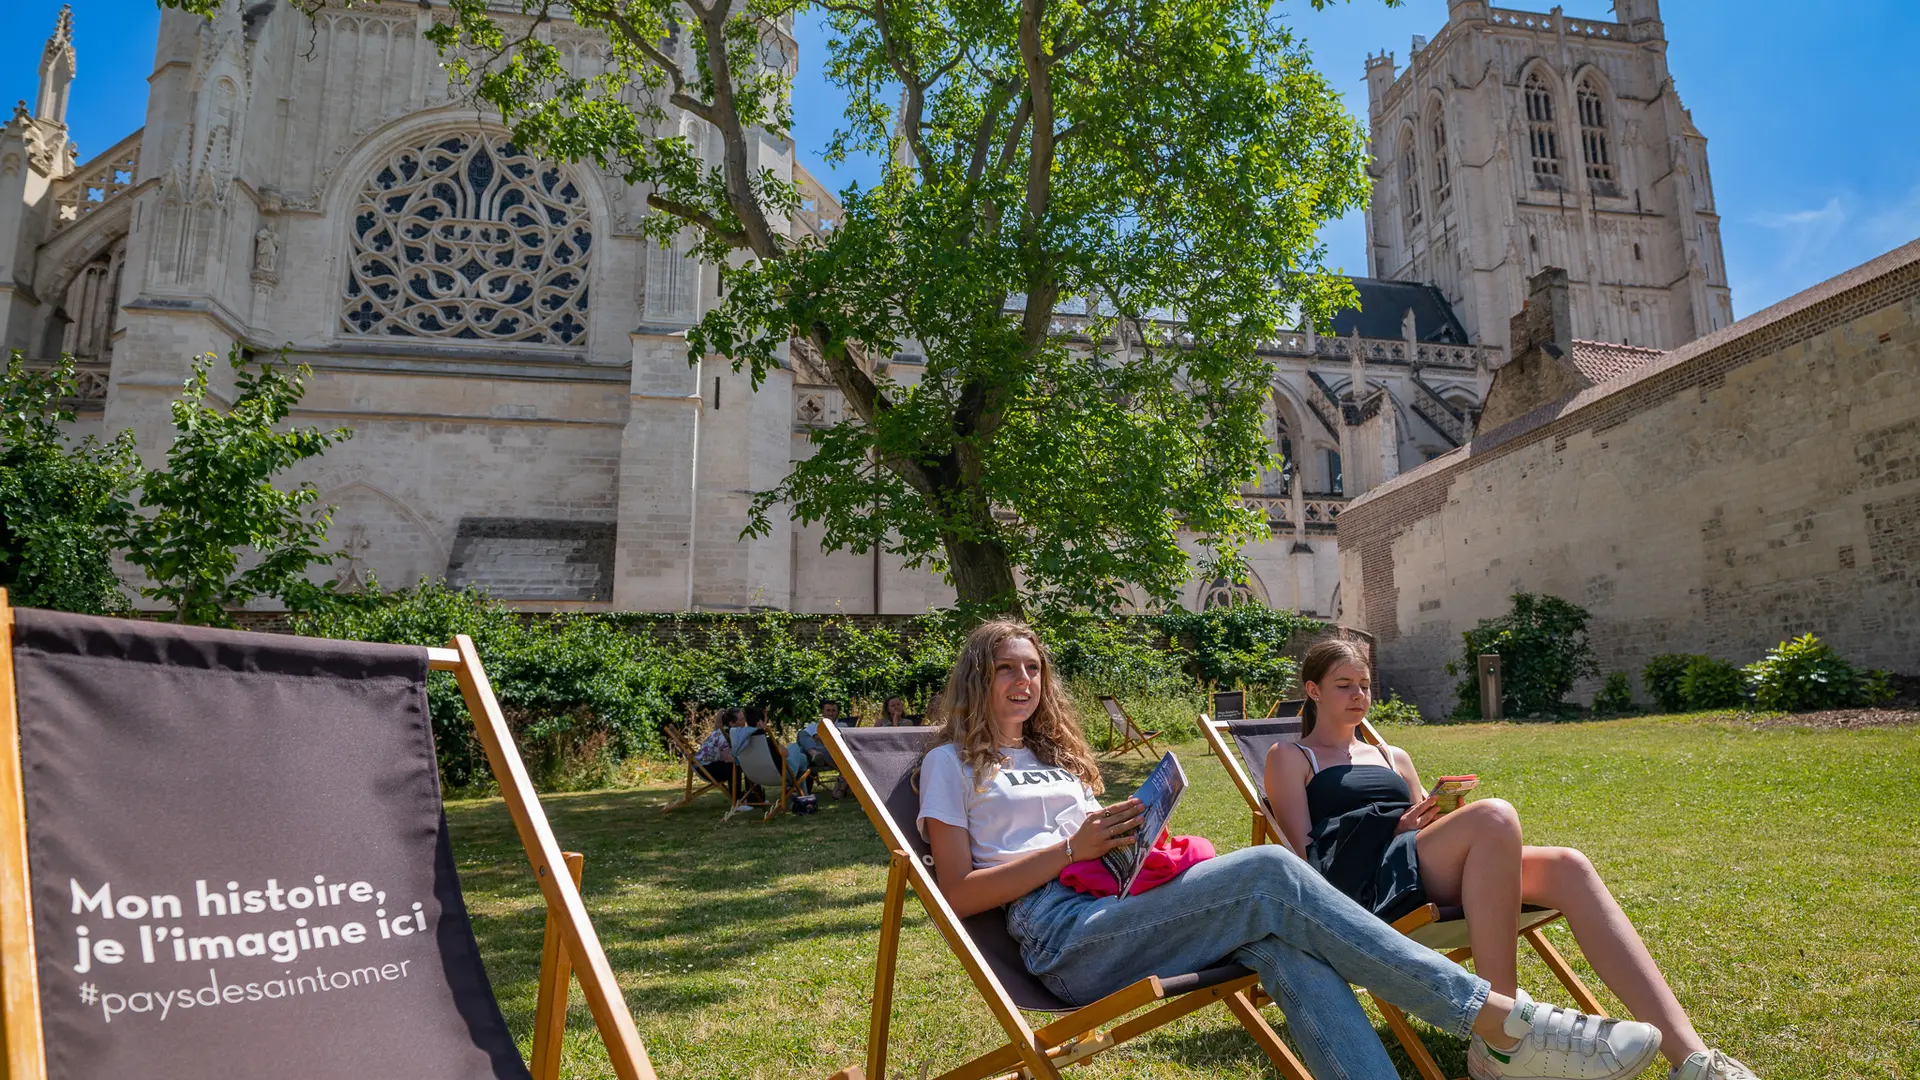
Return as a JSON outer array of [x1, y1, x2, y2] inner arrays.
[[1099, 752, 1188, 897]]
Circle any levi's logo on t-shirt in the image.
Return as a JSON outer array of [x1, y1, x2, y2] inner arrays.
[[1003, 768, 1077, 787]]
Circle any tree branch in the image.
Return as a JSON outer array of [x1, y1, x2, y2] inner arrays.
[[645, 193, 751, 247], [692, 0, 787, 258]]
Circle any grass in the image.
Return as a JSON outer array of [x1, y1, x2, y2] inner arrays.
[[445, 716, 1920, 1080]]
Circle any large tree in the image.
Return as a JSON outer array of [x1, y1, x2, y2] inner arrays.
[[173, 0, 1375, 615]]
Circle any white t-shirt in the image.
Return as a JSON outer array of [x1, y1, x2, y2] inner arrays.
[[917, 743, 1103, 870]]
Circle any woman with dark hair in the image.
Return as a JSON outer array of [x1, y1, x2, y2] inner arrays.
[[920, 619, 1660, 1080], [1264, 639, 1757, 1080]]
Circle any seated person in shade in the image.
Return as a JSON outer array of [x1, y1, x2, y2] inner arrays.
[[728, 709, 782, 808], [1264, 639, 1758, 1080], [788, 699, 852, 797], [919, 618, 1661, 1080], [693, 708, 747, 800], [880, 695, 911, 726]]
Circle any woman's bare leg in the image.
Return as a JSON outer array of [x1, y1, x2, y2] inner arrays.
[[1415, 798, 1525, 997], [1522, 846, 1708, 1068]]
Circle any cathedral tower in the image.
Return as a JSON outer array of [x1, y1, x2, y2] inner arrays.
[[1364, 0, 1733, 350]]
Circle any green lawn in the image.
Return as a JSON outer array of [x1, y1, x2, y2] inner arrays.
[[446, 717, 1920, 1079]]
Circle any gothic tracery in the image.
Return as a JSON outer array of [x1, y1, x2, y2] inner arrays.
[[342, 134, 592, 346]]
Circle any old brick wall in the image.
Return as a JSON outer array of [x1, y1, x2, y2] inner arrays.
[[1337, 239, 1920, 717]]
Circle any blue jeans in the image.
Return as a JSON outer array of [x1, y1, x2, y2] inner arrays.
[[1007, 845, 1488, 1080]]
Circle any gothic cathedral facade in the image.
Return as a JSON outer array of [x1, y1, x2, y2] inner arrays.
[[1363, 0, 1732, 351], [0, 0, 1727, 617]]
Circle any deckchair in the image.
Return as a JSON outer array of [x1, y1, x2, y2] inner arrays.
[[0, 594, 865, 1080], [1211, 689, 1247, 723], [1093, 695, 1159, 758], [730, 728, 806, 822], [820, 724, 1312, 1080], [659, 721, 735, 814], [1199, 714, 1603, 1080]]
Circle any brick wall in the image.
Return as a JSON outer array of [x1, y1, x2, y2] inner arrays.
[[1337, 239, 1920, 717]]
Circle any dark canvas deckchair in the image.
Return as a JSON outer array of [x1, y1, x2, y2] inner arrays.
[[1093, 695, 1159, 758], [820, 724, 1311, 1080], [0, 597, 668, 1080], [659, 721, 734, 814], [1199, 714, 1603, 1080]]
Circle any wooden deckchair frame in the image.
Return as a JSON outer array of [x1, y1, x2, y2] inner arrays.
[[820, 723, 1311, 1080], [660, 720, 735, 814], [0, 592, 659, 1080], [1199, 713, 1605, 1080], [1093, 695, 1159, 758]]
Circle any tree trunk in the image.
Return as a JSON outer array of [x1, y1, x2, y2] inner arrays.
[[941, 530, 1022, 620]]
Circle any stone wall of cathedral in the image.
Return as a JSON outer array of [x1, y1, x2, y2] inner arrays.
[[1364, 0, 1734, 352]]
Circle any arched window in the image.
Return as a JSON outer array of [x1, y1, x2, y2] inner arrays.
[[1399, 126, 1422, 232], [1577, 76, 1617, 195], [1429, 105, 1451, 206], [343, 133, 592, 346], [1524, 72, 1562, 190]]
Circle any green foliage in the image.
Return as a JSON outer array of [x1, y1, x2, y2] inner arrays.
[[1037, 614, 1190, 698], [293, 581, 673, 791], [0, 352, 139, 614], [397, 0, 1375, 614], [1448, 593, 1598, 720], [1367, 692, 1423, 726], [1641, 653, 1704, 713], [1148, 605, 1324, 696], [1743, 633, 1893, 712], [118, 348, 351, 625], [1591, 672, 1637, 716], [1677, 656, 1747, 711]]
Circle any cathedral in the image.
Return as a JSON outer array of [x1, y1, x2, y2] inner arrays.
[[0, 0, 1725, 618]]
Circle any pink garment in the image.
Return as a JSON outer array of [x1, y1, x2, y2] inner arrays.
[[1058, 833, 1216, 898]]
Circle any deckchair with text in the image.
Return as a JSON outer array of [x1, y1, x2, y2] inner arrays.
[[821, 724, 1311, 1080], [1199, 713, 1602, 1080], [0, 596, 778, 1080]]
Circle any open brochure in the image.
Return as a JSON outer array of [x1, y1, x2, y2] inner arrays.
[[1099, 751, 1187, 898]]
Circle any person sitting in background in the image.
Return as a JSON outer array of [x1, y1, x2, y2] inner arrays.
[[880, 695, 912, 726], [790, 700, 852, 798], [728, 708, 782, 811], [693, 708, 745, 800]]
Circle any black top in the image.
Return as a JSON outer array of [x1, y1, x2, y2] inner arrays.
[[1297, 745, 1429, 923]]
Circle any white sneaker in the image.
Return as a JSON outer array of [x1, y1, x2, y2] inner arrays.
[[1466, 990, 1662, 1080], [1670, 1050, 1759, 1080]]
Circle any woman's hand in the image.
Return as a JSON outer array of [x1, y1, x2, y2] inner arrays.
[[1068, 797, 1146, 860], [1395, 793, 1441, 835]]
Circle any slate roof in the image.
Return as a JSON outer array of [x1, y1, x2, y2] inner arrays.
[[1569, 339, 1667, 384], [1329, 278, 1472, 344]]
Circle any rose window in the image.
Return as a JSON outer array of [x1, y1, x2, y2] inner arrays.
[[342, 134, 590, 346]]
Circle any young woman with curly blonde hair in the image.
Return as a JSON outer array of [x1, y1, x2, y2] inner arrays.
[[917, 619, 1663, 1080]]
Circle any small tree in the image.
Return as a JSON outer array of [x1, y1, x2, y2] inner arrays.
[[0, 352, 140, 614], [119, 348, 351, 625], [1449, 593, 1598, 720]]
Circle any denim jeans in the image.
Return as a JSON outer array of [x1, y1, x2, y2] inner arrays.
[[1007, 845, 1488, 1080]]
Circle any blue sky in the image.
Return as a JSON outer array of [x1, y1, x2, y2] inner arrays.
[[5, 0, 1917, 319]]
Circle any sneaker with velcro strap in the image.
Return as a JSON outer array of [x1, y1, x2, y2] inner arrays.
[[1466, 990, 1662, 1080]]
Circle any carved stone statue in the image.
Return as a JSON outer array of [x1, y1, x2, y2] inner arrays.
[[252, 225, 278, 274]]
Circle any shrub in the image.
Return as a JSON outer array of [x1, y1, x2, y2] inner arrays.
[[1041, 615, 1190, 698], [1148, 605, 1322, 698], [292, 580, 673, 790], [1641, 654, 1704, 713], [1677, 656, 1746, 710], [1591, 672, 1636, 716], [1743, 633, 1894, 712], [0, 352, 140, 614], [1368, 692, 1423, 726], [1448, 593, 1598, 720]]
